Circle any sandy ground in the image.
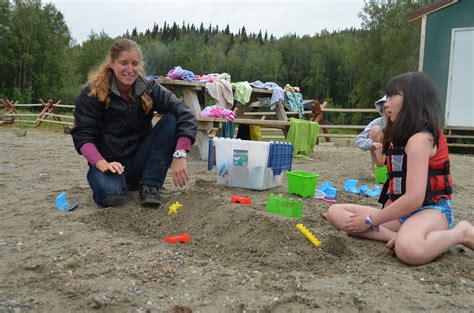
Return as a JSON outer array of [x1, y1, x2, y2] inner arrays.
[[0, 128, 473, 313]]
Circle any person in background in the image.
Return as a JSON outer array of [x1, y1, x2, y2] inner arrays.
[[355, 95, 388, 177], [323, 72, 474, 265], [71, 38, 197, 207]]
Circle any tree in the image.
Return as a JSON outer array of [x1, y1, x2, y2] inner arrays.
[[6, 0, 71, 102], [0, 0, 13, 97], [257, 30, 263, 45], [142, 40, 172, 75], [240, 26, 248, 43], [76, 31, 113, 84], [352, 0, 430, 106]]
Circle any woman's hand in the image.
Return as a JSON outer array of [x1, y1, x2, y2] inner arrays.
[[345, 212, 367, 233], [171, 158, 189, 187], [95, 159, 125, 174]]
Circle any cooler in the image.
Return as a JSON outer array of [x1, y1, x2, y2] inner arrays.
[[208, 138, 293, 190]]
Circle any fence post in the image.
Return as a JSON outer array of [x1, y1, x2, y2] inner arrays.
[[34, 99, 62, 127]]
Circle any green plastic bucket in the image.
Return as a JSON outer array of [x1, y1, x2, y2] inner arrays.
[[375, 165, 388, 184], [287, 171, 319, 198]]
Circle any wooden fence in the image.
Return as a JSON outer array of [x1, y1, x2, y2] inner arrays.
[[244, 107, 377, 142], [244, 107, 474, 148], [0, 99, 74, 127], [1, 99, 472, 149]]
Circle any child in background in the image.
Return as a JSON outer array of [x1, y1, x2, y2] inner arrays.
[[355, 96, 388, 177], [323, 72, 474, 265]]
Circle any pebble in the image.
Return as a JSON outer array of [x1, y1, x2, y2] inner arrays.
[[89, 299, 101, 309]]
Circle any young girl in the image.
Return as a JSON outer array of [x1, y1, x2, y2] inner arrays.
[[355, 95, 388, 177], [323, 72, 474, 265]]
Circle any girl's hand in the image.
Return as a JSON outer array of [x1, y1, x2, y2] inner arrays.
[[171, 158, 189, 187], [345, 212, 367, 233], [372, 142, 383, 151], [95, 159, 125, 174]]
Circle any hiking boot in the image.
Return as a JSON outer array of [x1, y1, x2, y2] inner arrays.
[[140, 185, 162, 206]]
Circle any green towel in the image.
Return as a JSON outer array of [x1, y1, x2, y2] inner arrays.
[[231, 81, 252, 105], [286, 118, 320, 156]]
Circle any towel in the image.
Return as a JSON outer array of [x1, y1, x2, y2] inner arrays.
[[232, 81, 252, 105], [249, 80, 285, 109], [167, 66, 195, 81], [205, 73, 234, 109], [286, 118, 319, 157]]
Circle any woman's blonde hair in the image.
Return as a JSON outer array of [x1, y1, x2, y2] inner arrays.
[[87, 38, 153, 113]]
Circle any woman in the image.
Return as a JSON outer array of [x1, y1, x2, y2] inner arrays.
[[323, 72, 474, 265], [72, 38, 197, 207]]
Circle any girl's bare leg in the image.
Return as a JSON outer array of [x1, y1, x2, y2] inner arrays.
[[323, 203, 400, 242], [394, 210, 474, 265]]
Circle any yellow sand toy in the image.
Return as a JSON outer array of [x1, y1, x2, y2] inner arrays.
[[296, 223, 321, 247], [168, 201, 183, 216]]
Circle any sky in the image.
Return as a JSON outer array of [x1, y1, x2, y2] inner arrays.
[[45, 0, 365, 45]]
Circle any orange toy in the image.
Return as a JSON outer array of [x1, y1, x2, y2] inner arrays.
[[165, 233, 191, 244], [230, 195, 252, 205]]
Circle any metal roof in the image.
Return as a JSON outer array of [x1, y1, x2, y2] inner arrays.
[[407, 0, 459, 22]]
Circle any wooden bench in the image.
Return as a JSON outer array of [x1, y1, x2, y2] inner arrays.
[[244, 105, 378, 142], [444, 126, 474, 149], [243, 110, 313, 119]]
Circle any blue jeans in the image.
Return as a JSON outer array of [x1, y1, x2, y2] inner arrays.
[[87, 113, 177, 207]]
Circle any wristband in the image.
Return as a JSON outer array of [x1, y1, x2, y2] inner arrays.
[[364, 215, 380, 231]]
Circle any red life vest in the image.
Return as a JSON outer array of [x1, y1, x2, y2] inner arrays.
[[379, 132, 452, 206]]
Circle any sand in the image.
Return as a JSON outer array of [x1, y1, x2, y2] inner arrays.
[[1, 128, 473, 312]]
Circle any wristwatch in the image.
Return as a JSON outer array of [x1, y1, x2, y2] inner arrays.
[[173, 150, 186, 159], [364, 215, 380, 231]]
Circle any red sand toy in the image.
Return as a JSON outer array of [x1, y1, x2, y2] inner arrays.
[[165, 233, 191, 244], [231, 195, 252, 205]]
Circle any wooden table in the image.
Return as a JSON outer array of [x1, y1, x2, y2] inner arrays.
[[156, 78, 289, 160]]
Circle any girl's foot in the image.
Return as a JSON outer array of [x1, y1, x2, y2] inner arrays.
[[456, 220, 474, 250], [386, 238, 396, 250], [321, 211, 328, 221]]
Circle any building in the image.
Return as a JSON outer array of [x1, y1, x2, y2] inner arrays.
[[408, 0, 473, 130]]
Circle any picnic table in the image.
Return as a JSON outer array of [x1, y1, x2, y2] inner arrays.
[[156, 78, 291, 160]]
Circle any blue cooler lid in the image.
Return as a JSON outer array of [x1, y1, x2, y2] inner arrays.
[[267, 142, 293, 175]]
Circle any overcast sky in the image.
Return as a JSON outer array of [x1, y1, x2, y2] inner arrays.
[[45, 0, 364, 45]]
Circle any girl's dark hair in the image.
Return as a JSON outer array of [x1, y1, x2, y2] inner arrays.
[[383, 72, 441, 152]]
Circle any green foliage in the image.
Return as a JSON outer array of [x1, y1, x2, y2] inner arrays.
[[0, 0, 430, 111], [75, 31, 113, 84], [143, 41, 172, 75], [11, 86, 32, 103], [1, 0, 71, 103], [352, 0, 431, 106]]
